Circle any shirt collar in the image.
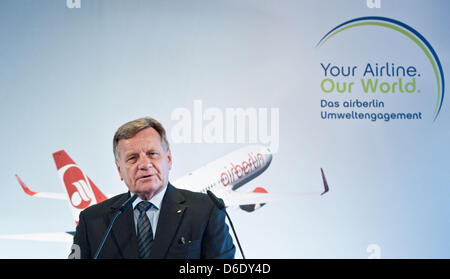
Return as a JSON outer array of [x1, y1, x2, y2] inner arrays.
[[132, 185, 167, 211]]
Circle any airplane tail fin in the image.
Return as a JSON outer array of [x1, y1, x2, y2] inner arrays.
[[53, 150, 108, 225]]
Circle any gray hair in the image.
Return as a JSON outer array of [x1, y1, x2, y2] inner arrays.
[[113, 117, 169, 160]]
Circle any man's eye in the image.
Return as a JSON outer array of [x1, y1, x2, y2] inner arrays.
[[127, 156, 137, 163]]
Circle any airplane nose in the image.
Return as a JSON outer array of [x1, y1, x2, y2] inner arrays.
[[258, 146, 272, 166], [264, 152, 272, 166]]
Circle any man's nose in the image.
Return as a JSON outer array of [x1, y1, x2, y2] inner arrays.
[[137, 155, 153, 170]]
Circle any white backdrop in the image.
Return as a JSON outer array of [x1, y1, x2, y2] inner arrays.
[[0, 0, 449, 258]]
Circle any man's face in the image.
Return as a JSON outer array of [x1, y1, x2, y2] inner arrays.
[[115, 127, 172, 199]]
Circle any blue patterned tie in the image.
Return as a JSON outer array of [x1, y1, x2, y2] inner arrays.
[[136, 201, 153, 259]]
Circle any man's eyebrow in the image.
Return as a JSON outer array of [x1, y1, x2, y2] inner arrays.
[[124, 147, 158, 157]]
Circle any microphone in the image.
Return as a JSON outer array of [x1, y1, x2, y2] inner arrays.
[[207, 190, 225, 210], [93, 193, 138, 259], [118, 193, 138, 213], [207, 190, 245, 259]]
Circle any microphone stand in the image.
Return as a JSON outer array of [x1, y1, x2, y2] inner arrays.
[[207, 190, 246, 259], [93, 193, 138, 259]]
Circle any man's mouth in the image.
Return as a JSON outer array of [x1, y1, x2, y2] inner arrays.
[[137, 174, 155, 181]]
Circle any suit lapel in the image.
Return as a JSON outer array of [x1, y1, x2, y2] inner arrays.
[[109, 193, 139, 259], [150, 184, 187, 259]]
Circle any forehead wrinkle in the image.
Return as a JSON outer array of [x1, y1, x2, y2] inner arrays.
[[120, 139, 160, 157], [117, 127, 165, 159]]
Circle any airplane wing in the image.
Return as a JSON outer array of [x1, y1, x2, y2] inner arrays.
[[215, 189, 323, 208], [0, 232, 73, 243], [320, 168, 330, 196], [216, 167, 330, 208], [15, 174, 66, 200]]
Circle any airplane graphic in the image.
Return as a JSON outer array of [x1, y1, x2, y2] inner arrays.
[[1, 145, 329, 243]]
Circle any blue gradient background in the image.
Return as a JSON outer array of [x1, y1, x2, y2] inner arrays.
[[0, 0, 449, 258]]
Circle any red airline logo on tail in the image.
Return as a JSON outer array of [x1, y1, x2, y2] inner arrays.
[[53, 150, 107, 212], [63, 166, 93, 209]]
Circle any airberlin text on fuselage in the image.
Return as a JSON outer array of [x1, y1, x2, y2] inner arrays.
[[220, 152, 264, 186]]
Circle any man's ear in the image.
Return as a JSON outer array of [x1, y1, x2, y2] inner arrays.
[[167, 149, 172, 170], [115, 160, 123, 181]]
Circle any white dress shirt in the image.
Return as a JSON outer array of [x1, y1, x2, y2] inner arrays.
[[131, 185, 167, 237]]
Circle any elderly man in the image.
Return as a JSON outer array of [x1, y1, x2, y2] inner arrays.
[[72, 117, 235, 259]]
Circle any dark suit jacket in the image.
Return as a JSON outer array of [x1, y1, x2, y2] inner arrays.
[[72, 183, 236, 259]]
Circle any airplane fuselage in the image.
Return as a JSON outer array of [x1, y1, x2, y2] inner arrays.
[[172, 145, 272, 195]]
